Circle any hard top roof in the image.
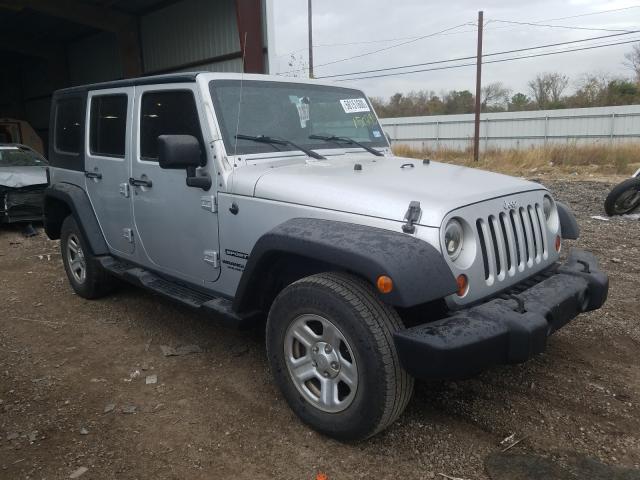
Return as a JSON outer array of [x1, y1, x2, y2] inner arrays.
[[54, 72, 201, 96], [53, 72, 358, 96]]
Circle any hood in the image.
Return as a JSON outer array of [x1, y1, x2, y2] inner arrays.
[[0, 166, 48, 189], [251, 155, 545, 227]]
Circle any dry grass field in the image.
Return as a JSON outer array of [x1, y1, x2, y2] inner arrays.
[[393, 143, 640, 179]]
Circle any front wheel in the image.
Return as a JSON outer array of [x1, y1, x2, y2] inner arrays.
[[604, 177, 640, 216], [266, 272, 414, 441]]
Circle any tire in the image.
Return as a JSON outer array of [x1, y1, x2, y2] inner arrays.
[[266, 272, 414, 441], [604, 177, 640, 216], [60, 215, 115, 299]]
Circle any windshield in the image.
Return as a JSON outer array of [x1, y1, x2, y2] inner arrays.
[[0, 148, 48, 167], [209, 80, 388, 156]]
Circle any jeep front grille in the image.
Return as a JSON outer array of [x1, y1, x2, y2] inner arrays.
[[475, 203, 548, 286]]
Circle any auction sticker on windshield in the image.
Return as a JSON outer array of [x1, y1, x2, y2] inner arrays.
[[340, 98, 370, 113]]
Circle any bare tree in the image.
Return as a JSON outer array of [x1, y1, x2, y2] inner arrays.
[[283, 53, 309, 78], [528, 72, 569, 107], [481, 82, 511, 110], [624, 43, 640, 83], [572, 73, 609, 106]]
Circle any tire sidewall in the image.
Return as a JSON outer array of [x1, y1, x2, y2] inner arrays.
[[605, 178, 640, 215], [266, 279, 392, 441], [60, 216, 95, 297]]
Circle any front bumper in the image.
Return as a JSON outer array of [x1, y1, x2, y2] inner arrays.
[[0, 187, 45, 224], [394, 249, 608, 380]]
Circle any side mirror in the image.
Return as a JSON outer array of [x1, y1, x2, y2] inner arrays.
[[157, 134, 211, 191], [158, 134, 202, 169]]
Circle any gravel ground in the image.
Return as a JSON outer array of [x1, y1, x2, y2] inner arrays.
[[0, 179, 639, 480]]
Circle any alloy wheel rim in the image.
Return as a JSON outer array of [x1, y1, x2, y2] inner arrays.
[[284, 314, 358, 413], [614, 188, 640, 214], [67, 234, 86, 284]]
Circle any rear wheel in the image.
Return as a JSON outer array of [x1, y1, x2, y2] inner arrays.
[[60, 215, 115, 299], [604, 177, 640, 216], [266, 272, 414, 441]]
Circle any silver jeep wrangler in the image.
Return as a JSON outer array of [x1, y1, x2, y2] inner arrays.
[[44, 72, 608, 440]]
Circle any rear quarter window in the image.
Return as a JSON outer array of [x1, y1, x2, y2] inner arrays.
[[55, 98, 83, 155]]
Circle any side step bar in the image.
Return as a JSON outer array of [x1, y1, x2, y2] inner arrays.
[[96, 256, 260, 328]]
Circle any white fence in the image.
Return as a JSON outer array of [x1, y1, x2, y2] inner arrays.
[[379, 104, 640, 151]]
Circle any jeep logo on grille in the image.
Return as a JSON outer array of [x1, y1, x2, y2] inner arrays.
[[503, 200, 518, 210]]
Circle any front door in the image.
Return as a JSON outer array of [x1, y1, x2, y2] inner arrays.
[[130, 84, 220, 287], [85, 88, 136, 257]]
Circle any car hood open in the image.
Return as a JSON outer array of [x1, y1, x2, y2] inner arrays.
[[0, 166, 48, 189], [251, 155, 545, 227]]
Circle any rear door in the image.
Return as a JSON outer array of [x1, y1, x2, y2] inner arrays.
[[130, 84, 220, 286], [84, 88, 136, 258]]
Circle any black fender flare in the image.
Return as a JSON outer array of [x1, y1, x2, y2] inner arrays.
[[43, 182, 109, 255], [232, 218, 458, 312], [557, 201, 579, 240]]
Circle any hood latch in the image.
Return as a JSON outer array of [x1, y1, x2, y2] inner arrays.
[[402, 201, 421, 234]]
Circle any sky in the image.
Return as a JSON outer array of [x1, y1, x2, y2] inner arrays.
[[269, 0, 640, 100]]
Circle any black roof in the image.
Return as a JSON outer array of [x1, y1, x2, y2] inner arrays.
[[54, 72, 202, 96]]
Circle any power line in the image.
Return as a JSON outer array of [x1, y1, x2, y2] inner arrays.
[[489, 18, 635, 33], [317, 31, 640, 79], [335, 37, 640, 82], [277, 22, 472, 75], [274, 5, 640, 63], [494, 5, 640, 25]]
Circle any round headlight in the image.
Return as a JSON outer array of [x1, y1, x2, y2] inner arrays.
[[444, 219, 464, 261]]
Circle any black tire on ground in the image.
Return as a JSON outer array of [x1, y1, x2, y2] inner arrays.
[[266, 272, 414, 441], [60, 215, 115, 299], [604, 177, 640, 216]]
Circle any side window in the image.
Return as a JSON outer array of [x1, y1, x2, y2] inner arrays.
[[90, 95, 128, 157], [140, 90, 204, 161], [55, 98, 83, 154]]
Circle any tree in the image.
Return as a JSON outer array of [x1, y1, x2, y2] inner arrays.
[[443, 90, 474, 114], [283, 53, 308, 78], [528, 72, 569, 108], [509, 92, 532, 111], [567, 73, 608, 107], [624, 43, 640, 83], [605, 79, 640, 105], [481, 82, 511, 111]]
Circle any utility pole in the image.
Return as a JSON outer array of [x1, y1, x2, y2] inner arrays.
[[308, 0, 314, 78], [473, 10, 483, 162]]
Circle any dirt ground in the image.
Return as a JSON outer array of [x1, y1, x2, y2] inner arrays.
[[1, 179, 639, 480]]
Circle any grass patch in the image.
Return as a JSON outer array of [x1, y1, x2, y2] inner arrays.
[[392, 143, 640, 178]]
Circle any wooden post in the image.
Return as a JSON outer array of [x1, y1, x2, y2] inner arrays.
[[308, 0, 314, 78], [473, 10, 484, 162]]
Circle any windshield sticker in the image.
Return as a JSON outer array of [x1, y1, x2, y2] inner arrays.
[[289, 96, 310, 128], [372, 129, 382, 138], [340, 98, 370, 113]]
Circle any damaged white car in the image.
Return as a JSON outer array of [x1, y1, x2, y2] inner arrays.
[[0, 144, 48, 225]]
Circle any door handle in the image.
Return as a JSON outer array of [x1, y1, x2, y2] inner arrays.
[[129, 177, 153, 188], [85, 171, 102, 179]]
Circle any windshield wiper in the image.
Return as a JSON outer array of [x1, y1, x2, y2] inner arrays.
[[235, 134, 325, 160], [309, 134, 384, 157]]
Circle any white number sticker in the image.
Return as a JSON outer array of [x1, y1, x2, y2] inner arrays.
[[340, 98, 370, 113]]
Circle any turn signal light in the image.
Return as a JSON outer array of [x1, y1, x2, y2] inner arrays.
[[456, 274, 469, 297], [376, 275, 393, 294], [555, 235, 562, 252]]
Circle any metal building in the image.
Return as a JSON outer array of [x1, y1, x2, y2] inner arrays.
[[0, 0, 273, 150], [380, 104, 640, 151]]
